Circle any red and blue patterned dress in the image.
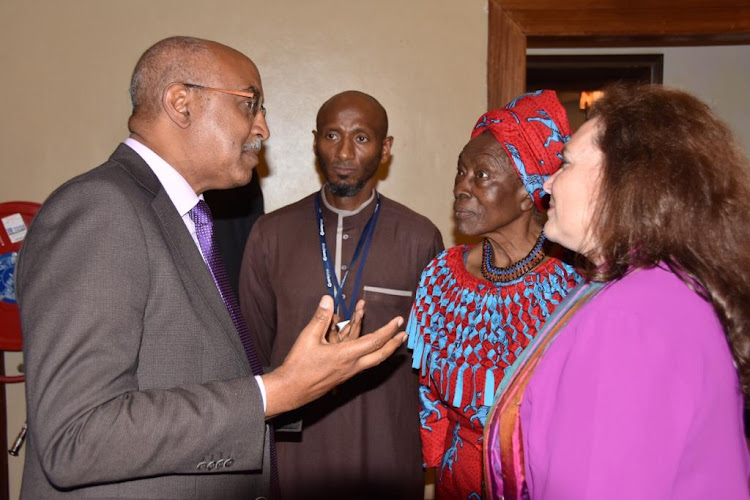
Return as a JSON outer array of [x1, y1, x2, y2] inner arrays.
[[407, 245, 581, 499]]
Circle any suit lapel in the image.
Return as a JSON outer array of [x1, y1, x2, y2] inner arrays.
[[110, 144, 251, 373]]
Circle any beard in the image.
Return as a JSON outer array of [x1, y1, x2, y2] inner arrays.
[[327, 179, 368, 197], [317, 150, 381, 198]]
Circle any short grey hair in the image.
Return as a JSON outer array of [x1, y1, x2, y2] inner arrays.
[[129, 36, 213, 119]]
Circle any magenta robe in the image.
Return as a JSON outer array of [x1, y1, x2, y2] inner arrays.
[[519, 266, 749, 499]]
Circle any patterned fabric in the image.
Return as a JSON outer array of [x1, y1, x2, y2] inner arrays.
[[472, 90, 571, 213], [407, 246, 581, 499], [483, 281, 605, 500]]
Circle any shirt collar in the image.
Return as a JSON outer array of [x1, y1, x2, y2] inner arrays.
[[124, 137, 202, 216], [319, 186, 376, 217]]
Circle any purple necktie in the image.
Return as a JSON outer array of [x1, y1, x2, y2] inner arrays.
[[190, 200, 263, 376], [190, 200, 279, 496]]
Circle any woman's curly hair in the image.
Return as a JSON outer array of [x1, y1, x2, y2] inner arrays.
[[585, 84, 750, 398]]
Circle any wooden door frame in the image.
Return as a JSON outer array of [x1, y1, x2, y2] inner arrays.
[[488, 0, 750, 109]]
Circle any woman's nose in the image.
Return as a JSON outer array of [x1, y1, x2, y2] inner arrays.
[[542, 170, 558, 194], [453, 175, 471, 199]]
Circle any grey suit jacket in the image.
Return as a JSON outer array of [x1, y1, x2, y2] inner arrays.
[[17, 144, 271, 499]]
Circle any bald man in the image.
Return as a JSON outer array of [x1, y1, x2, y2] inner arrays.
[[239, 91, 444, 499], [17, 38, 407, 499]]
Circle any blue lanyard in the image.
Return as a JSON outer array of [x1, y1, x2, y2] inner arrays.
[[315, 192, 381, 320]]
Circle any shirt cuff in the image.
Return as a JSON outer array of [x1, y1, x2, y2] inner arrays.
[[254, 375, 267, 413]]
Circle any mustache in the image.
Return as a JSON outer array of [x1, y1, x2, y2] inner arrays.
[[327, 161, 357, 170], [242, 138, 262, 152]]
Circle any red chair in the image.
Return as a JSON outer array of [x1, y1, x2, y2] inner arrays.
[[1, 201, 39, 499]]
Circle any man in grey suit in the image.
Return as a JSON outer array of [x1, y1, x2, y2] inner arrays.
[[16, 36, 406, 499]]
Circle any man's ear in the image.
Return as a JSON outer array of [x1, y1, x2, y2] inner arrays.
[[380, 136, 394, 164], [162, 83, 192, 129], [312, 130, 318, 153]]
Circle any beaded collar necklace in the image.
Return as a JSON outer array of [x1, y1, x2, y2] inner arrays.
[[481, 231, 546, 283]]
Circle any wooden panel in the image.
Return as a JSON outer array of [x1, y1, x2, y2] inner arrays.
[[528, 33, 750, 48], [507, 8, 750, 37], [499, 0, 750, 12], [488, 3, 527, 110], [487, 0, 750, 107]]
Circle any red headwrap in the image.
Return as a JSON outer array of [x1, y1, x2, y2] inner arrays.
[[471, 90, 571, 212]]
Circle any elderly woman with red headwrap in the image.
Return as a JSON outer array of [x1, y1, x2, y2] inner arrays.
[[406, 90, 582, 499]]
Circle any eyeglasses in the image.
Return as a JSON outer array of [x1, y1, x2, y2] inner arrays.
[[182, 83, 266, 118]]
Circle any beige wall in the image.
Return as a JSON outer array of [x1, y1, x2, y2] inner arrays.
[[0, 1, 488, 497]]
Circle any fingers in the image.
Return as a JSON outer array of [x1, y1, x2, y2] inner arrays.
[[301, 295, 334, 344], [354, 299, 365, 317], [325, 312, 341, 343], [340, 315, 404, 360], [340, 300, 365, 341], [356, 330, 408, 370]]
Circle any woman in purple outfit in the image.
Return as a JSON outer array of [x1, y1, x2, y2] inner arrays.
[[483, 84, 750, 500]]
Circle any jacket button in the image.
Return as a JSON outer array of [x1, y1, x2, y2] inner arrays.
[[207, 461, 216, 470], [197, 461, 207, 470], [215, 459, 225, 468], [224, 458, 234, 468]]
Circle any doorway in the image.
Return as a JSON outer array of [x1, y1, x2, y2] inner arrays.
[[525, 54, 663, 130]]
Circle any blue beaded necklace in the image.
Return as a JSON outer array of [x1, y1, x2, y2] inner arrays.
[[481, 231, 546, 283]]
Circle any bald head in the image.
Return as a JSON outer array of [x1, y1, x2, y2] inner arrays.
[[316, 91, 389, 140], [129, 36, 259, 127], [125, 36, 269, 194], [128, 37, 213, 121]]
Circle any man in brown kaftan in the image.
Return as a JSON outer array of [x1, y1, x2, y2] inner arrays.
[[239, 91, 443, 499]]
